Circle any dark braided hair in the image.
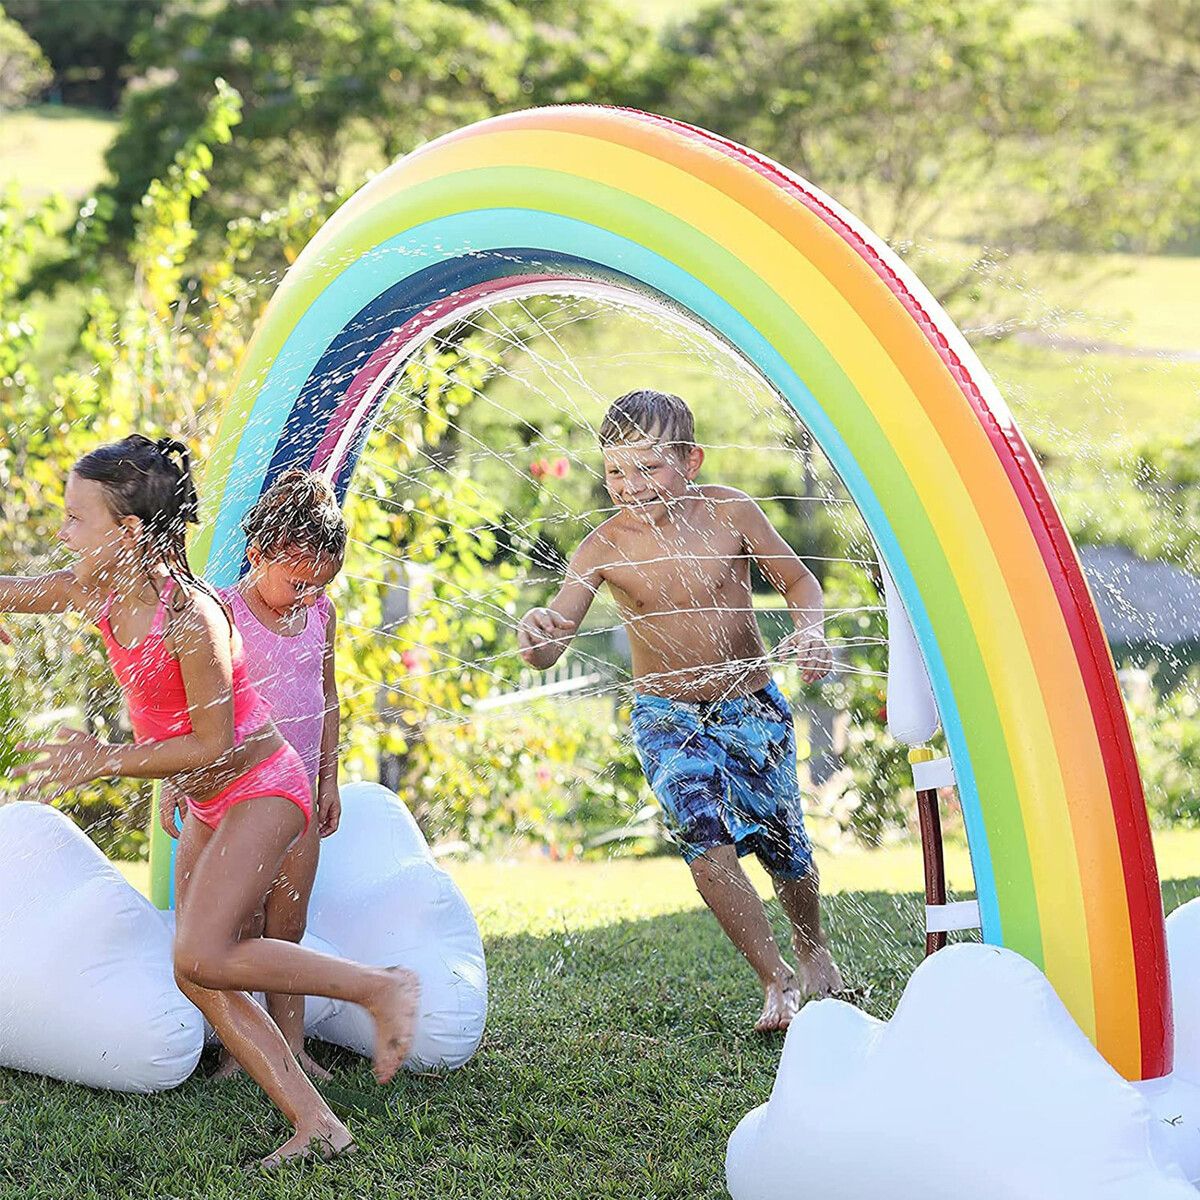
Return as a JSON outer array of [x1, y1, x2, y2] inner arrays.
[[73, 434, 212, 603], [241, 469, 347, 565]]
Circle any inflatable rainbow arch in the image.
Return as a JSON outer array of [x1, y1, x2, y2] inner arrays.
[[159, 106, 1170, 1081]]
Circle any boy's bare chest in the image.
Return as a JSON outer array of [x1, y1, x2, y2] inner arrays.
[[601, 524, 749, 613]]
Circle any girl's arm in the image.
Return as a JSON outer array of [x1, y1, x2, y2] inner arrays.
[[0, 571, 93, 616], [315, 602, 341, 836], [15, 590, 237, 802]]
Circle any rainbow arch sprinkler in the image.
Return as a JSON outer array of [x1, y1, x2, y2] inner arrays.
[[170, 105, 1170, 1082]]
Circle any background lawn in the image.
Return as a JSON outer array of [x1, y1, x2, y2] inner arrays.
[[4, 842, 1200, 1199]]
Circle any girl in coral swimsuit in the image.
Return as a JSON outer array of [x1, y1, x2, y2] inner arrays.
[[0, 434, 417, 1167]]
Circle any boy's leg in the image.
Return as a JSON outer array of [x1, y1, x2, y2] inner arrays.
[[631, 698, 798, 1030], [261, 818, 330, 1080], [725, 681, 844, 999], [689, 844, 800, 1032], [772, 866, 844, 998]]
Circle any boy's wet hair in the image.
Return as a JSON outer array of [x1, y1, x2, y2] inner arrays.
[[242, 469, 348, 563], [74, 434, 206, 596], [598, 390, 696, 454]]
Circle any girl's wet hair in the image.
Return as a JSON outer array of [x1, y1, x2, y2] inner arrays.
[[74, 434, 210, 599], [241, 469, 348, 564]]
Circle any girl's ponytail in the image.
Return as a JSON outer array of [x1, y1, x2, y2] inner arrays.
[[74, 434, 211, 604]]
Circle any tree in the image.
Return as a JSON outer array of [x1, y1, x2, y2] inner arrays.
[[0, 2, 50, 109], [1079, 0, 1200, 251], [4, 0, 161, 109], [659, 0, 1199, 320], [103, 0, 652, 240]]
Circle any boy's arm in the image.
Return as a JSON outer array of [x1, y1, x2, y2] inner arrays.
[[315, 603, 341, 836], [731, 493, 832, 682], [516, 537, 604, 670]]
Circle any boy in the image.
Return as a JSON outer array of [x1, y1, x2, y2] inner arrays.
[[517, 389, 843, 1032]]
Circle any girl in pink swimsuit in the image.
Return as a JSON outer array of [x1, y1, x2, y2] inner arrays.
[[0, 435, 418, 1167], [166, 470, 349, 1083]]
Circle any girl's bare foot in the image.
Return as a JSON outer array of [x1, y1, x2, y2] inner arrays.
[[364, 966, 420, 1084], [260, 1117, 356, 1169], [212, 1050, 243, 1080], [794, 941, 845, 998], [296, 1047, 333, 1082], [755, 971, 802, 1032]]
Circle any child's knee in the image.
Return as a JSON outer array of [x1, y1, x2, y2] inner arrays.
[[173, 926, 234, 991]]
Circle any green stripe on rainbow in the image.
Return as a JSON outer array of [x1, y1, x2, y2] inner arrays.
[[170, 106, 1170, 1081]]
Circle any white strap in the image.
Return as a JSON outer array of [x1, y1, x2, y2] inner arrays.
[[925, 900, 981, 933], [913, 755, 955, 791]]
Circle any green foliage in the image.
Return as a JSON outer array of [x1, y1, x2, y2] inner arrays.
[[1131, 668, 1200, 826], [104, 0, 651, 240], [0, 83, 257, 851], [1050, 432, 1200, 575], [659, 0, 1200, 322], [0, 2, 50, 110], [4, 0, 161, 109]]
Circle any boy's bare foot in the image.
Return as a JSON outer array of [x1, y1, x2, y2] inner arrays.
[[794, 942, 845, 998], [365, 966, 420, 1084], [755, 972, 802, 1033], [260, 1118, 356, 1169], [212, 1051, 243, 1080]]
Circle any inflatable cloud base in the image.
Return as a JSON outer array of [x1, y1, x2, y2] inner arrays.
[[727, 904, 1200, 1199], [0, 782, 486, 1092]]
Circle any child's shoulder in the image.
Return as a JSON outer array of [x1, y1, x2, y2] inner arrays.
[[163, 578, 230, 637], [314, 592, 336, 626], [696, 483, 752, 505], [694, 484, 759, 526]]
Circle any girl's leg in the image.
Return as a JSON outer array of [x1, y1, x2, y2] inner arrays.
[[174, 805, 352, 1161], [174, 807, 214, 914], [173, 795, 418, 1085], [173, 970, 354, 1166], [261, 818, 330, 1080]]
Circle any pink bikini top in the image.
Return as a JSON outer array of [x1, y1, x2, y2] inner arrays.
[[221, 586, 331, 784], [97, 577, 272, 746]]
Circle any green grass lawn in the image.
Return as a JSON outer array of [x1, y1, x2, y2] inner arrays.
[[6, 840, 1200, 1199], [0, 105, 116, 200], [980, 340, 1200, 454]]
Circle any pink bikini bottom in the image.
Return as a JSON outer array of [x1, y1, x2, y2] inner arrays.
[[188, 743, 314, 833]]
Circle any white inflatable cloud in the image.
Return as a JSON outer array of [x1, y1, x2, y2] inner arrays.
[[304, 781, 488, 1070], [0, 782, 486, 1090], [727, 943, 1198, 1200], [0, 803, 203, 1092]]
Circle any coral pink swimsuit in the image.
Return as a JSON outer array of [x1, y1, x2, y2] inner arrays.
[[97, 578, 314, 831]]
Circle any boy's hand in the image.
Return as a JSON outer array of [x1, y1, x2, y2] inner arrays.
[[317, 784, 341, 838], [516, 607, 577, 665], [775, 628, 834, 683], [159, 780, 186, 839]]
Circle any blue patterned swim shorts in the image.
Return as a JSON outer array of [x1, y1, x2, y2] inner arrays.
[[629, 679, 815, 880]]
